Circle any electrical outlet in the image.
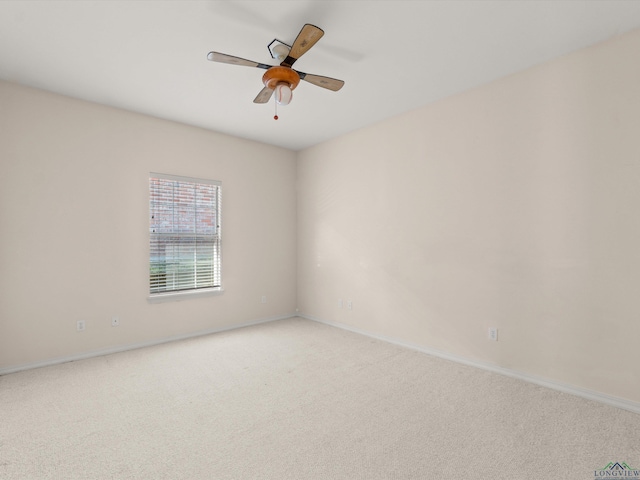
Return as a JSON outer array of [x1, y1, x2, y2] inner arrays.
[[111, 316, 120, 327], [347, 300, 353, 310], [488, 327, 498, 341], [261, 295, 267, 304], [76, 320, 86, 332]]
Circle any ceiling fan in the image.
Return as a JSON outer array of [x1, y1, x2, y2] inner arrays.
[[207, 24, 344, 119]]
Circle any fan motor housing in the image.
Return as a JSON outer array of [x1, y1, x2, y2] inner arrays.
[[262, 66, 300, 90]]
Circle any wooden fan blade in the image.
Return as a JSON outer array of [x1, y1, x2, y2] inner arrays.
[[207, 52, 271, 69], [280, 24, 324, 67], [297, 72, 344, 91], [254, 87, 274, 104]]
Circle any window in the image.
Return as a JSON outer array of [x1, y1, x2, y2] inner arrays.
[[149, 173, 221, 296]]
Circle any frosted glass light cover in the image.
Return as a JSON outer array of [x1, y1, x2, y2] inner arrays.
[[274, 84, 293, 105]]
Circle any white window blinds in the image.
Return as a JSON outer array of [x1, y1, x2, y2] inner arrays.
[[149, 174, 221, 295]]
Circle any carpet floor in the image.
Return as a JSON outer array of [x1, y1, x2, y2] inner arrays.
[[1, 317, 639, 479]]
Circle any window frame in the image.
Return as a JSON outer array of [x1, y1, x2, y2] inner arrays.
[[148, 172, 222, 302]]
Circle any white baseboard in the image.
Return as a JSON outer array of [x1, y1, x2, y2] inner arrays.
[[0, 313, 296, 376], [300, 313, 640, 415]]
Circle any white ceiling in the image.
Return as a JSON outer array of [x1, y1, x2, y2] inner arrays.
[[2, 1, 640, 151]]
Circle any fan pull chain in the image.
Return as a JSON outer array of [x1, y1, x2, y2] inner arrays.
[[274, 99, 279, 120]]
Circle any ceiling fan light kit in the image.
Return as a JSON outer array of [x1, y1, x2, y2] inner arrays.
[[207, 23, 344, 120], [262, 66, 298, 109]]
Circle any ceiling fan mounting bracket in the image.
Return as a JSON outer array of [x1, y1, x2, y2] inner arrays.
[[262, 66, 300, 90], [267, 39, 292, 62]]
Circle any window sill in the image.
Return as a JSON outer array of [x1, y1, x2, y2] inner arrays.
[[147, 287, 224, 303]]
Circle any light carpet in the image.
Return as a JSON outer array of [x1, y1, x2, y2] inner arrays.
[[1, 317, 639, 479]]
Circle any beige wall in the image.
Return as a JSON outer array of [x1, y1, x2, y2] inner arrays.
[[2, 29, 640, 405], [0, 81, 297, 369], [297, 30, 640, 403]]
